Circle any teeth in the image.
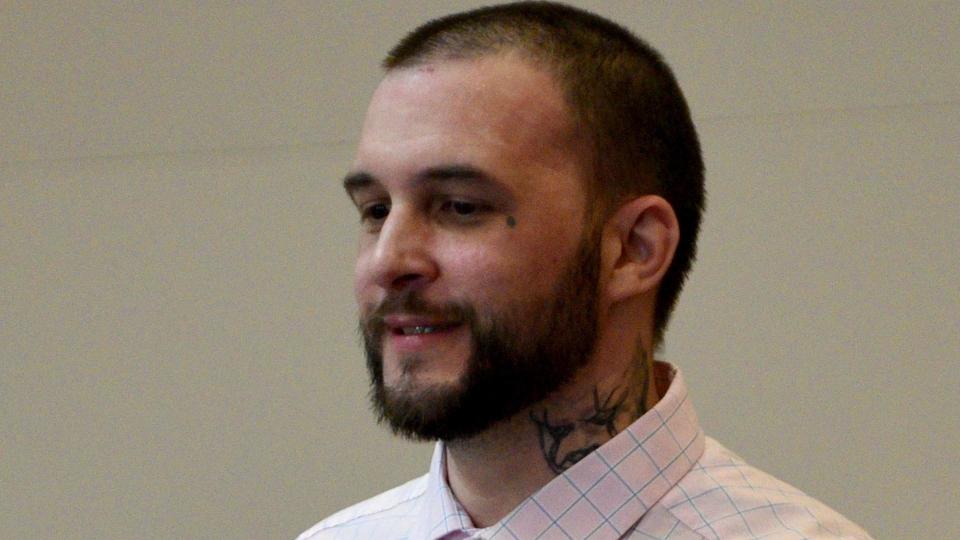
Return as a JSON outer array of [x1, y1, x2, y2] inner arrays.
[[402, 326, 437, 335]]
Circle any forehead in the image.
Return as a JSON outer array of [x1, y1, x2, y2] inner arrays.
[[353, 54, 587, 198]]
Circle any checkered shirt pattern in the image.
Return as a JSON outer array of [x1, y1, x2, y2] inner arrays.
[[298, 363, 871, 539]]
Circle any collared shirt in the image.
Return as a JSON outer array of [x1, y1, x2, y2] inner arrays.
[[299, 363, 871, 539]]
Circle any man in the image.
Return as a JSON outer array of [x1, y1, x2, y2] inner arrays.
[[300, 2, 871, 538]]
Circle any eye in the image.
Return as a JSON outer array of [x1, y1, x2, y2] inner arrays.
[[441, 200, 479, 216], [435, 198, 494, 226], [365, 203, 390, 220], [436, 197, 494, 223], [359, 202, 390, 229]]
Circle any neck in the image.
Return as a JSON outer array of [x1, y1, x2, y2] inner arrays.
[[444, 319, 658, 527]]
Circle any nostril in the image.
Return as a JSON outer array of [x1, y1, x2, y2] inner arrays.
[[371, 233, 437, 289], [391, 273, 425, 289]]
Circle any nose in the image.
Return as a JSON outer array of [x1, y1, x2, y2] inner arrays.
[[368, 207, 438, 291]]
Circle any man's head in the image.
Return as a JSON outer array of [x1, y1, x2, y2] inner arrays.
[[346, 2, 704, 440], [384, 2, 705, 340]]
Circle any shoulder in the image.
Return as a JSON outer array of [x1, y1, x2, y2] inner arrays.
[[658, 437, 872, 539], [296, 474, 429, 540]]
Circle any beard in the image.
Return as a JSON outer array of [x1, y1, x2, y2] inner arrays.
[[361, 231, 602, 441]]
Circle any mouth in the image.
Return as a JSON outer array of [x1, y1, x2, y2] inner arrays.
[[379, 314, 466, 354], [391, 323, 459, 336]]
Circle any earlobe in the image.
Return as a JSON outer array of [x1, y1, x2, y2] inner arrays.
[[605, 196, 680, 303]]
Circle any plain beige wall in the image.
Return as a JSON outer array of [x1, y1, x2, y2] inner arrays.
[[2, 1, 957, 538]]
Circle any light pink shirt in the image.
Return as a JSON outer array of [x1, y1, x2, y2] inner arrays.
[[299, 363, 872, 539]]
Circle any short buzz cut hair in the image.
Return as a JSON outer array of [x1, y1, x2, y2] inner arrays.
[[384, 1, 705, 344]]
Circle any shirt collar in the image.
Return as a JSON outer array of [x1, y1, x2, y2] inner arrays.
[[413, 362, 705, 540], [411, 444, 475, 540]]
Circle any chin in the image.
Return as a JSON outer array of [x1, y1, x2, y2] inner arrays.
[[374, 379, 476, 442], [383, 351, 468, 387]]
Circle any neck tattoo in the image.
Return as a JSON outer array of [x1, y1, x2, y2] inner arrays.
[[529, 349, 651, 474]]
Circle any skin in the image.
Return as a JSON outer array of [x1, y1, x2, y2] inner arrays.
[[347, 52, 680, 527]]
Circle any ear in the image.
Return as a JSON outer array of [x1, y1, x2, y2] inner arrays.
[[603, 195, 680, 304]]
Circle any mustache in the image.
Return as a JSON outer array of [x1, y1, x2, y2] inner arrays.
[[362, 291, 471, 336]]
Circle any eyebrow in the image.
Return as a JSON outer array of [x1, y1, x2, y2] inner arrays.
[[343, 165, 514, 201], [342, 171, 376, 194]]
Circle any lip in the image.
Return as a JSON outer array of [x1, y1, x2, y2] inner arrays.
[[383, 314, 450, 329], [382, 314, 465, 353]]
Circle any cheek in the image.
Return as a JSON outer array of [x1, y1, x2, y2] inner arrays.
[[503, 233, 576, 279], [438, 241, 554, 302], [353, 249, 376, 308], [439, 245, 508, 298], [445, 248, 494, 275]]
